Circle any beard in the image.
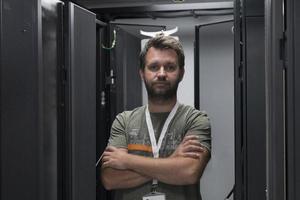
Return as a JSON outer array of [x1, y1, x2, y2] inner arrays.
[[144, 79, 180, 101]]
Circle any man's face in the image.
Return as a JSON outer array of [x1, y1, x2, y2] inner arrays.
[[140, 47, 184, 100]]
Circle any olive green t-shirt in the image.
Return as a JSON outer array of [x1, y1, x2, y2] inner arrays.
[[108, 104, 211, 200]]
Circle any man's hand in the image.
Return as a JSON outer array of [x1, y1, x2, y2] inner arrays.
[[102, 146, 129, 170], [101, 147, 151, 190], [171, 135, 205, 159]]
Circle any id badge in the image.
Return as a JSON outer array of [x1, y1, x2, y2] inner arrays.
[[142, 192, 166, 200]]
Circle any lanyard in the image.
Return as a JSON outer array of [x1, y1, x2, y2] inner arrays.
[[145, 101, 179, 187]]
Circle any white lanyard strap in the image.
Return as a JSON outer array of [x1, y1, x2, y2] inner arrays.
[[145, 101, 179, 186]]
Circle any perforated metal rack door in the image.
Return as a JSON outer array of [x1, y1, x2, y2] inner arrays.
[[64, 3, 96, 200]]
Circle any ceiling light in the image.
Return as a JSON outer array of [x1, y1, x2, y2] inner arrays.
[[172, 0, 185, 3]]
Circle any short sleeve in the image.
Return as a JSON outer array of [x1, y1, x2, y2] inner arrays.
[[185, 110, 211, 152], [108, 112, 128, 149]]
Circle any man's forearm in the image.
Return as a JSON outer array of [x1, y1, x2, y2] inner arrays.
[[101, 136, 210, 187], [124, 150, 210, 185], [101, 167, 151, 190]]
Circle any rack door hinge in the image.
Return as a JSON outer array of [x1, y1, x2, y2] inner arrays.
[[61, 66, 68, 84], [106, 69, 116, 85], [279, 32, 286, 64], [238, 63, 243, 80], [100, 91, 106, 106]]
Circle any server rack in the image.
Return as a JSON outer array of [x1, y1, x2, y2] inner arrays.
[[0, 1, 98, 200], [266, 0, 300, 199]]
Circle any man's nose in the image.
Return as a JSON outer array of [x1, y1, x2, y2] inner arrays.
[[157, 66, 166, 77]]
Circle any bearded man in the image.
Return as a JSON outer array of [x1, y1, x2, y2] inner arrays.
[[101, 35, 211, 200]]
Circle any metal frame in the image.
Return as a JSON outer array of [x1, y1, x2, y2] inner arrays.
[[57, 2, 66, 200], [194, 26, 200, 110], [96, 19, 107, 27], [233, 1, 243, 200], [286, 0, 295, 196], [96, 20, 112, 200], [64, 4, 74, 200], [0, 0, 3, 197], [194, 18, 235, 200], [109, 22, 166, 29], [90, 2, 233, 12], [194, 19, 233, 110], [91, 2, 233, 20]]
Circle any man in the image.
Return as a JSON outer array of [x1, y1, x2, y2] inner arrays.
[[101, 35, 211, 200]]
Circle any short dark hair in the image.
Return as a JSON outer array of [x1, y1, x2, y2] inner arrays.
[[139, 35, 185, 70]]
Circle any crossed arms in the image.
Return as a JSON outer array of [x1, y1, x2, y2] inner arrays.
[[100, 134, 210, 190]]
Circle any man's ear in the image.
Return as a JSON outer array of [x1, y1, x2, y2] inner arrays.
[[179, 68, 185, 82], [139, 69, 145, 80]]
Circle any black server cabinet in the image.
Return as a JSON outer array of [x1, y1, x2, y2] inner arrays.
[[286, 0, 300, 199], [0, 1, 97, 200], [244, 17, 265, 200], [265, 0, 285, 199], [0, 1, 46, 199], [235, 0, 266, 199], [265, 0, 300, 199]]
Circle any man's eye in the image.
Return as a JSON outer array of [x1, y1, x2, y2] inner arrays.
[[148, 65, 159, 71], [165, 65, 177, 72]]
